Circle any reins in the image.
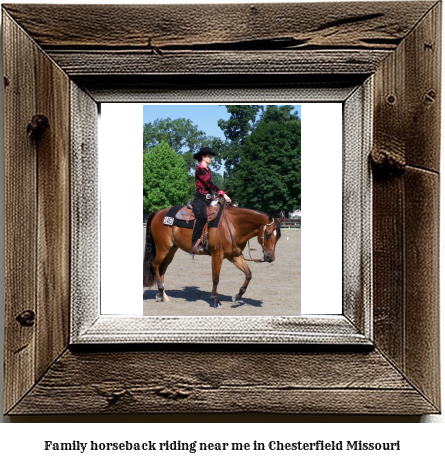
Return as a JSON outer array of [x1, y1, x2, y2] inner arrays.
[[220, 201, 242, 257]]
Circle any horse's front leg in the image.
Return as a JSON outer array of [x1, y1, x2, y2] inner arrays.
[[211, 252, 224, 308], [230, 256, 252, 303]]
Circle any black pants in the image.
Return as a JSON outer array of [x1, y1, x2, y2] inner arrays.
[[191, 195, 211, 246]]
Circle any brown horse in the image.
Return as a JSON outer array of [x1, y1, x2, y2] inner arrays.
[[143, 203, 284, 308]]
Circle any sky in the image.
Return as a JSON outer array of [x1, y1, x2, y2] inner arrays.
[[143, 104, 302, 140]]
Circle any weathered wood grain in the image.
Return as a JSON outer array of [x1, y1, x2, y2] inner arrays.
[[8, 348, 438, 415], [371, 1, 441, 173], [372, 10, 408, 373], [343, 81, 372, 335], [3, 10, 71, 412], [404, 2, 441, 172], [73, 316, 371, 345], [34, 39, 71, 381], [3, 12, 38, 414], [47, 50, 391, 76], [76, 75, 364, 103], [2, 2, 435, 50], [70, 83, 100, 339], [372, 175, 405, 368], [372, 2, 441, 411], [404, 167, 440, 408]]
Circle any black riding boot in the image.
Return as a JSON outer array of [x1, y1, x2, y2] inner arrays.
[[191, 217, 206, 253], [190, 196, 210, 254]]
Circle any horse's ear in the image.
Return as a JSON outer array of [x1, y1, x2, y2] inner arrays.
[[275, 211, 284, 225]]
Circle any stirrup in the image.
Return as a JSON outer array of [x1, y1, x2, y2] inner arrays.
[[192, 240, 204, 254]]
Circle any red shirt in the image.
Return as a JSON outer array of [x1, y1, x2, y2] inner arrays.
[[195, 164, 225, 196]]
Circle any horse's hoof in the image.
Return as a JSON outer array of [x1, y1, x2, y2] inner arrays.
[[214, 300, 222, 308], [155, 293, 163, 302], [232, 294, 240, 303]]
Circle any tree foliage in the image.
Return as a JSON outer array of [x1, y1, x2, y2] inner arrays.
[[217, 105, 262, 171], [143, 141, 189, 212], [217, 105, 262, 144], [143, 117, 224, 172], [224, 105, 301, 212]]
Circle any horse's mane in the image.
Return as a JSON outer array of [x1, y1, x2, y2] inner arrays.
[[227, 205, 267, 216], [226, 205, 282, 240]]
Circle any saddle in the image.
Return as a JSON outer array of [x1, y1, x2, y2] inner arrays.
[[175, 201, 220, 223], [175, 200, 222, 254]]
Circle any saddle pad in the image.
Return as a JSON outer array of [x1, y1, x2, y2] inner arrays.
[[164, 204, 224, 230]]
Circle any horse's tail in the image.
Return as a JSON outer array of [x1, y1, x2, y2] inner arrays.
[[143, 212, 157, 288]]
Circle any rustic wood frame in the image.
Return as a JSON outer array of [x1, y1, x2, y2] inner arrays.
[[3, 2, 441, 415]]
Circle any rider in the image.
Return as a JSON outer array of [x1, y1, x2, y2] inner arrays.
[[191, 147, 231, 253]]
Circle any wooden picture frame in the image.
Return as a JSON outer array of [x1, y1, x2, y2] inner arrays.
[[3, 2, 440, 415]]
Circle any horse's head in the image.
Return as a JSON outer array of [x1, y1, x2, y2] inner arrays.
[[259, 213, 284, 262]]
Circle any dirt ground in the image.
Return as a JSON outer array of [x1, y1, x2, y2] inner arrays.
[[143, 227, 300, 317]]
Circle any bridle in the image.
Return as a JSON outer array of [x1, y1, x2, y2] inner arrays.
[[217, 200, 280, 263], [243, 218, 276, 263]]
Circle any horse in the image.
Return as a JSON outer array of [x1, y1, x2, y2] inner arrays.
[[143, 202, 284, 308]]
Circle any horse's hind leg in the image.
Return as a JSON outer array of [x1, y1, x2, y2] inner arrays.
[[157, 246, 178, 302], [152, 245, 176, 302], [230, 256, 252, 303]]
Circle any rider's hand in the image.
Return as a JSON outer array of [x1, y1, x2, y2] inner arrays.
[[224, 194, 231, 204]]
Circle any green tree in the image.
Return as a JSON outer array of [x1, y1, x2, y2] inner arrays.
[[143, 117, 224, 172], [218, 105, 262, 172], [228, 106, 301, 212], [144, 117, 198, 153], [143, 141, 189, 212]]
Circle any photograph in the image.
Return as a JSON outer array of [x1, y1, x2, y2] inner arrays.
[[142, 104, 301, 316]]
